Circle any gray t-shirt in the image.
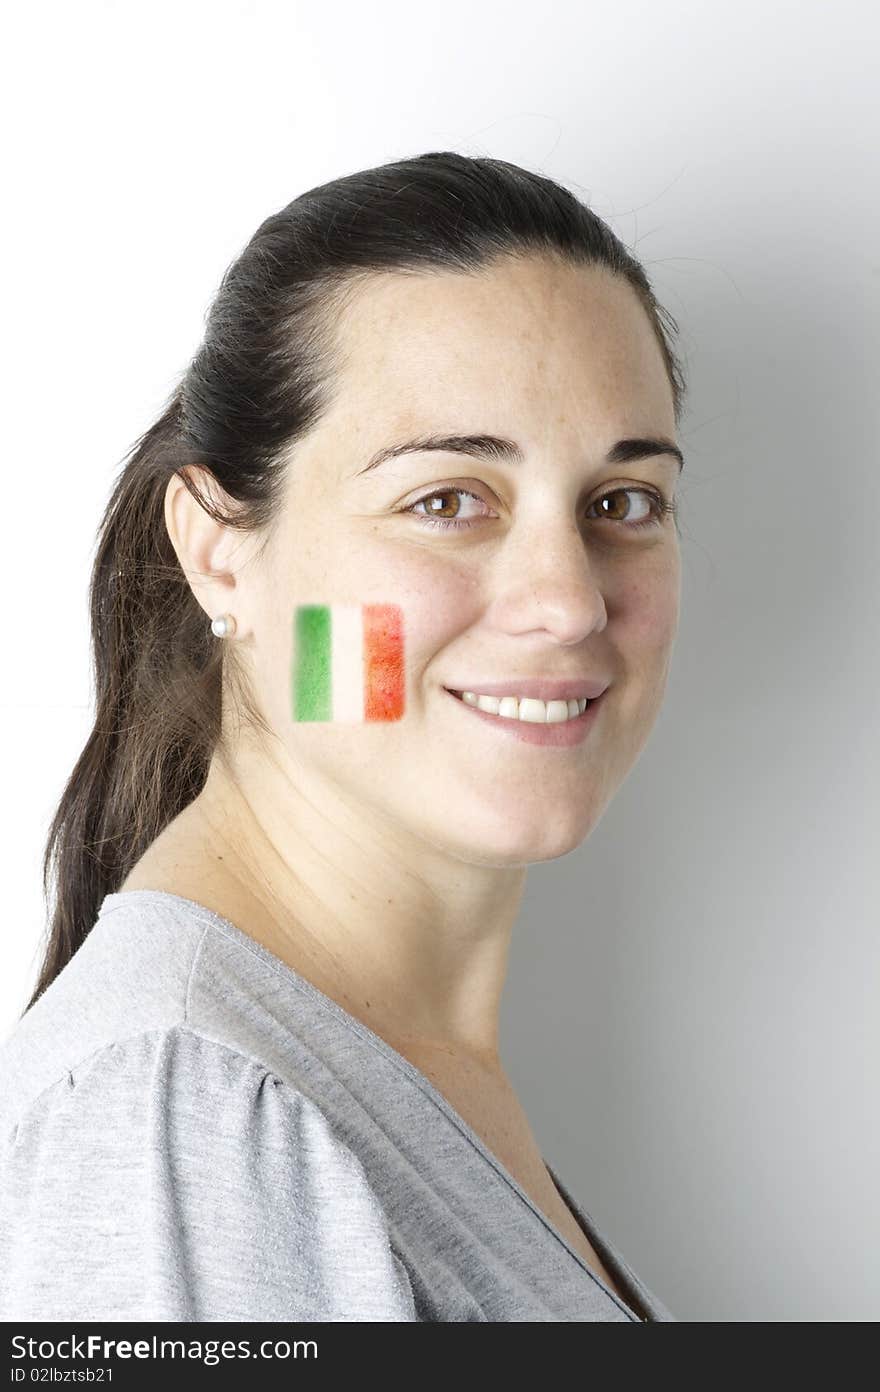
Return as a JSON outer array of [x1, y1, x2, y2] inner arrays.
[[0, 889, 676, 1322]]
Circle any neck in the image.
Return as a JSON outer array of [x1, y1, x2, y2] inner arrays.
[[181, 748, 527, 1060]]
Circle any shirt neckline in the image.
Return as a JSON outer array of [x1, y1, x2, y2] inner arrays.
[[98, 887, 649, 1321]]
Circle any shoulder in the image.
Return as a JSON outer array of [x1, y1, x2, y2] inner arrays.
[[0, 889, 305, 1136], [1, 1024, 416, 1321], [7, 1022, 355, 1181]]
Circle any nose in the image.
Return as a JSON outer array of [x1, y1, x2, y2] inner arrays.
[[487, 516, 609, 644]]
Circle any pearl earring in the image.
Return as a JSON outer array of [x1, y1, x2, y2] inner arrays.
[[210, 614, 236, 638]]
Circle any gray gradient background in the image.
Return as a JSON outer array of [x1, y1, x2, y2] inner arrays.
[[2, 0, 877, 1321]]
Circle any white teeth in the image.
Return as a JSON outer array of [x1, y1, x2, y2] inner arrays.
[[460, 692, 589, 723]]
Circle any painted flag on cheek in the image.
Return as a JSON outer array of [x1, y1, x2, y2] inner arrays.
[[292, 604, 406, 722]]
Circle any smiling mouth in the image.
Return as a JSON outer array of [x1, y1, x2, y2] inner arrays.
[[444, 688, 595, 721]]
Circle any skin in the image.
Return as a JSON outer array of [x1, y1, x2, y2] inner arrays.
[[154, 252, 682, 1074]]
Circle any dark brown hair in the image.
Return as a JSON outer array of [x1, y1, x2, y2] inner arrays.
[[25, 150, 688, 1015]]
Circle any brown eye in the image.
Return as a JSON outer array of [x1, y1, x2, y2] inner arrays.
[[588, 487, 669, 531], [421, 490, 462, 519], [404, 487, 491, 531]]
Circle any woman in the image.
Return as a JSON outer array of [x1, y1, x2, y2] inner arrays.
[[0, 151, 685, 1322]]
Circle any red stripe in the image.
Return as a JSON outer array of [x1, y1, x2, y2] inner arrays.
[[362, 604, 405, 721]]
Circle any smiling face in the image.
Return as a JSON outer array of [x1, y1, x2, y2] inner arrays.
[[238, 252, 682, 867]]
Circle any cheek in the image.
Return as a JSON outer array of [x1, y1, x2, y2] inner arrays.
[[626, 589, 679, 656], [367, 536, 478, 629], [389, 559, 479, 691], [278, 550, 477, 728], [611, 569, 680, 733], [604, 570, 679, 762], [616, 553, 680, 655]]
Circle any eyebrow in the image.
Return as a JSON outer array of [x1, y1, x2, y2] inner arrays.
[[357, 432, 684, 476]]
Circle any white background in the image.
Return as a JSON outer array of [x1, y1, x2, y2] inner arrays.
[[2, 0, 878, 1320]]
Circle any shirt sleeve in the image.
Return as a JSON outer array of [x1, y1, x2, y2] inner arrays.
[[1, 1025, 417, 1321]]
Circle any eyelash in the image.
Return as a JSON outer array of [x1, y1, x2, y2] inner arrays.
[[403, 485, 676, 533]]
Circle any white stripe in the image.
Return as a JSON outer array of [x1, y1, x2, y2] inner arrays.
[[331, 604, 364, 722]]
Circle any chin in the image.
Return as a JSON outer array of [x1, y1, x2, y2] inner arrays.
[[441, 815, 599, 868]]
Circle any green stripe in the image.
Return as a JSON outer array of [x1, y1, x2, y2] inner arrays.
[[292, 605, 332, 721]]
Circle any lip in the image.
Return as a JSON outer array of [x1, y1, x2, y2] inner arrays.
[[443, 686, 607, 746], [444, 677, 610, 702]]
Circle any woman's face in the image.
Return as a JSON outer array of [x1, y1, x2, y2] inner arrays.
[[240, 253, 682, 867]]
